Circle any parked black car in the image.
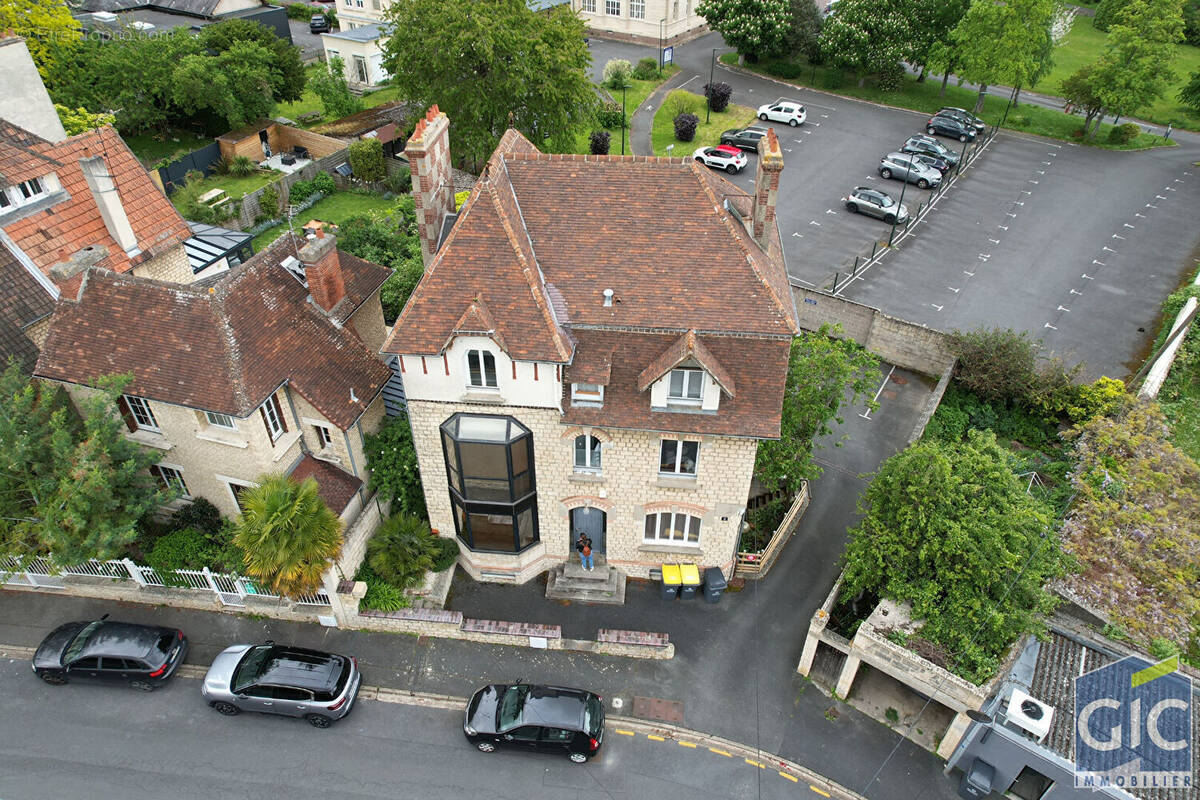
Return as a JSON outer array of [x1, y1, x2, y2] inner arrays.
[[901, 135, 961, 166], [938, 107, 987, 134], [909, 151, 952, 174], [718, 126, 769, 151], [33, 615, 188, 691], [925, 114, 977, 142], [465, 683, 606, 763], [309, 13, 331, 33]]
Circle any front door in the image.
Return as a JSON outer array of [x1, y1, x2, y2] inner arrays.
[[571, 507, 605, 554]]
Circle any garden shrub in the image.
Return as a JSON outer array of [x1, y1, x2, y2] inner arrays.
[[704, 81, 733, 113], [596, 101, 625, 129], [667, 91, 698, 118], [366, 513, 436, 590], [257, 184, 280, 220], [673, 112, 700, 142], [312, 171, 336, 195], [229, 155, 256, 178], [289, 178, 315, 203], [349, 137, 386, 182], [354, 563, 410, 611], [767, 60, 804, 80], [1107, 122, 1141, 144], [745, 497, 788, 551], [147, 527, 219, 573], [589, 130, 611, 155], [633, 56, 660, 80], [382, 167, 411, 194], [948, 327, 1040, 406], [214, 155, 234, 175], [820, 68, 846, 90], [602, 58, 633, 89], [429, 536, 460, 572], [169, 497, 222, 535]]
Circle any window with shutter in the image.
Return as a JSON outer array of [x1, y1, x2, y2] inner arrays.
[[260, 394, 287, 441]]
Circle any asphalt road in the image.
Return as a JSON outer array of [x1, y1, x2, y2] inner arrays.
[[0, 659, 825, 800]]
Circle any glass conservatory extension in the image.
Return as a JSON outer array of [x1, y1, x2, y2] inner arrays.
[[440, 413, 539, 553]]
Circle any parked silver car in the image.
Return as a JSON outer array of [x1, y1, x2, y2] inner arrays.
[[879, 152, 942, 189], [202, 642, 361, 728], [842, 186, 910, 223]]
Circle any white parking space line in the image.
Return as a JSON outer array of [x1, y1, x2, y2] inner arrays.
[[859, 364, 897, 419]]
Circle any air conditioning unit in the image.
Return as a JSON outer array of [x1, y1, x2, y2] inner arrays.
[[1006, 688, 1054, 742]]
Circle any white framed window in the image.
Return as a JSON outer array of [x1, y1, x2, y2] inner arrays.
[[150, 465, 189, 497], [344, 0, 351, 6], [659, 439, 698, 475], [466, 349, 498, 388], [605, 0, 620, 14], [17, 177, 43, 201], [205, 411, 237, 430], [630, 0, 645, 18], [260, 394, 287, 442], [571, 382, 604, 406], [581, 0, 596, 10], [673, 0, 678, 17], [1, 173, 58, 214], [121, 395, 159, 432], [574, 434, 602, 472], [644, 511, 701, 544], [668, 368, 703, 403], [315, 424, 333, 447]]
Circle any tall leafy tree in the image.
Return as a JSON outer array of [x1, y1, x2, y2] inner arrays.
[[818, 0, 918, 86], [1090, 0, 1185, 120], [908, 0, 971, 81], [363, 412, 427, 519], [784, 0, 825, 61], [947, 0, 1061, 112], [173, 41, 278, 130], [1180, 68, 1200, 112], [232, 474, 343, 597], [381, 0, 595, 166], [308, 55, 364, 120], [1061, 64, 1109, 136], [0, 364, 164, 564], [199, 18, 307, 103], [0, 0, 80, 77], [54, 105, 116, 136], [754, 326, 879, 495], [842, 430, 1064, 683], [697, 0, 792, 61]]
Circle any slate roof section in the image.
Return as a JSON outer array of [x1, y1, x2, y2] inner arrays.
[[637, 329, 736, 396], [563, 329, 789, 439], [0, 125, 192, 285], [0, 238, 55, 368], [75, 0, 222, 17], [290, 454, 363, 516], [34, 237, 392, 429]]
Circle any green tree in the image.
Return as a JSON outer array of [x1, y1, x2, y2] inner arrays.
[[783, 0, 825, 60], [1062, 63, 1109, 135], [754, 326, 879, 495], [1094, 0, 1134, 30], [54, 105, 115, 136], [0, 365, 164, 564], [1180, 68, 1200, 112], [173, 40, 278, 130], [908, 0, 971, 81], [308, 56, 364, 119], [843, 430, 1064, 683], [365, 513, 435, 590], [349, 137, 386, 182], [334, 197, 424, 323], [363, 412, 427, 519], [0, 0, 80, 77], [199, 18, 307, 103], [1090, 0, 1185, 121], [697, 0, 792, 60], [947, 0, 1060, 112], [818, 0, 918, 86], [381, 0, 596, 166], [231, 474, 343, 597]]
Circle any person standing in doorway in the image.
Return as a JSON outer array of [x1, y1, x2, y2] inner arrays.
[[577, 533, 593, 571]]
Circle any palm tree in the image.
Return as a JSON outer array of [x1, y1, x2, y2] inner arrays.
[[233, 474, 342, 598]]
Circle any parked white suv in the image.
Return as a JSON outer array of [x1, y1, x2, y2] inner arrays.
[[756, 99, 806, 127]]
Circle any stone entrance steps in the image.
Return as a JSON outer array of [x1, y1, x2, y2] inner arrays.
[[545, 555, 626, 605]]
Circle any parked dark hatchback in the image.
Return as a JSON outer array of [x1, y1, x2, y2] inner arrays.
[[33, 616, 188, 691], [938, 106, 986, 133], [465, 683, 605, 763], [309, 13, 330, 32], [926, 114, 977, 142], [718, 126, 769, 151]]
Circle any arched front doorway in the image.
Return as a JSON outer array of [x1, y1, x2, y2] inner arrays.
[[570, 506, 605, 555]]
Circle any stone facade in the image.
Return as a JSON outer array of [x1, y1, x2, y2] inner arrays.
[[571, 0, 709, 46], [130, 242, 192, 285]]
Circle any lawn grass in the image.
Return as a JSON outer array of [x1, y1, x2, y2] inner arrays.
[[1032, 17, 1200, 129], [275, 65, 403, 128], [650, 90, 757, 156], [170, 171, 280, 214], [251, 190, 399, 251], [566, 65, 681, 154], [722, 52, 1174, 147], [124, 129, 213, 165]]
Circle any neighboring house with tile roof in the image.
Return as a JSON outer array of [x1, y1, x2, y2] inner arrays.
[[0, 230, 59, 370], [34, 232, 393, 521], [381, 107, 797, 597]]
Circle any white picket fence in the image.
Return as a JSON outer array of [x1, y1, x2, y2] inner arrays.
[[0, 554, 330, 608]]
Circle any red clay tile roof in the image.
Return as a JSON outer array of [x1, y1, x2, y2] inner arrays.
[[447, 294, 504, 350], [34, 237, 393, 429], [0, 126, 192, 285], [570, 347, 612, 385], [290, 453, 363, 516], [636, 329, 736, 396], [564, 329, 789, 439]]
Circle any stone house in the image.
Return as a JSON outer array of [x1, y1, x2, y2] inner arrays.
[[34, 232, 393, 522], [571, 0, 708, 47], [381, 107, 797, 597]]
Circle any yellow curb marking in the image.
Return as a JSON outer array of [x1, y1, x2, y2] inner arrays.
[[780, 772, 799, 783], [647, 734, 666, 741], [709, 747, 733, 757], [678, 741, 697, 748], [745, 758, 766, 768], [810, 786, 832, 797], [615, 729, 635, 736]]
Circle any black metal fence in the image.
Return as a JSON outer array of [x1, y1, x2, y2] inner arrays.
[[158, 141, 222, 196]]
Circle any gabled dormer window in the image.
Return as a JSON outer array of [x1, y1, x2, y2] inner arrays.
[[668, 368, 704, 405], [0, 173, 59, 215], [466, 349, 497, 389], [571, 382, 604, 406]]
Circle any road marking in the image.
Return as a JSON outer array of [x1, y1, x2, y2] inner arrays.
[[1021, 190, 1032, 195], [1155, 194, 1167, 199], [809, 220, 821, 226], [780, 772, 799, 783], [1103, 245, 1116, 253], [988, 238, 1000, 244], [1014, 201, 1025, 206], [794, 139, 805, 144], [784, 148, 793, 153], [678, 76, 700, 89], [746, 758, 766, 768], [1044, 322, 1057, 329], [948, 286, 961, 293], [859, 364, 896, 420], [1070, 288, 1082, 295], [1124, 223, 1135, 228], [1146, 203, 1159, 208], [1058, 305, 1071, 312], [1036, 170, 1045, 175], [1028, 179, 1039, 184], [931, 303, 944, 311], [678, 740, 698, 748], [820, 113, 829, 118], [709, 747, 733, 757], [1135, 212, 1146, 218], [648, 734, 666, 741], [615, 729, 636, 736], [826, 209, 838, 215], [963, 269, 976, 277], [1165, 186, 1177, 191], [1081, 273, 1094, 279], [1112, 234, 1125, 239], [1007, 212, 1017, 217], [811, 787, 832, 798], [1042, 161, 1052, 165], [979, 253, 991, 260], [998, 225, 1009, 231], [792, 232, 804, 237], [1092, 259, 1106, 266]]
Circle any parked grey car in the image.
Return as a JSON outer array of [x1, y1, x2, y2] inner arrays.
[[879, 152, 942, 189], [842, 186, 910, 223], [901, 135, 960, 166], [938, 107, 986, 134], [202, 642, 361, 728]]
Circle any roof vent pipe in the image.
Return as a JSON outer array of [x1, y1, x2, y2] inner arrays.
[[603, 289, 614, 307]]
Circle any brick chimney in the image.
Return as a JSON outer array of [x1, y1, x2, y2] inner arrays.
[[299, 229, 345, 312], [404, 105, 454, 268], [751, 128, 784, 251]]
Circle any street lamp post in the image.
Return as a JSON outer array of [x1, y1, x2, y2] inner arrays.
[[888, 176, 909, 246], [621, 84, 627, 155], [659, 18, 666, 71], [706, 48, 717, 124]]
